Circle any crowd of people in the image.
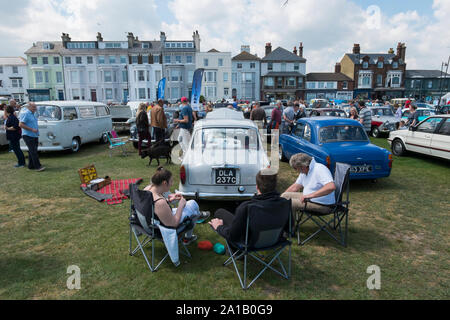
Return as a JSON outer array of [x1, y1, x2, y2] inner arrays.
[[141, 150, 337, 265], [1, 99, 45, 171]]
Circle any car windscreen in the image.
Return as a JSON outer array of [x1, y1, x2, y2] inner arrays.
[[371, 108, 394, 116], [33, 105, 62, 121], [321, 110, 346, 117], [192, 127, 260, 151], [319, 125, 368, 143]]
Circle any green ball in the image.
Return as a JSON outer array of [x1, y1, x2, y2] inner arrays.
[[213, 243, 225, 255]]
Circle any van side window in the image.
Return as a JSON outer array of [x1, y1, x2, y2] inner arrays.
[[64, 107, 78, 120], [95, 106, 109, 116], [79, 107, 96, 118]]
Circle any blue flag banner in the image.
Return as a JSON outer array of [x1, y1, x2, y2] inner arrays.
[[157, 77, 166, 100], [190, 68, 204, 112]]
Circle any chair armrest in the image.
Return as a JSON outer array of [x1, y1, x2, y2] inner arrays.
[[304, 198, 335, 208]]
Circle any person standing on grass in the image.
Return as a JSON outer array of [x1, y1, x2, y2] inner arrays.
[[250, 102, 267, 130], [358, 102, 372, 135], [136, 103, 151, 156], [269, 100, 283, 130], [151, 99, 168, 144], [4, 105, 25, 168], [173, 97, 193, 155], [19, 102, 45, 172]]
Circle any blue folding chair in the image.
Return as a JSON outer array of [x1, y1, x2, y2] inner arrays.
[[106, 131, 128, 157]]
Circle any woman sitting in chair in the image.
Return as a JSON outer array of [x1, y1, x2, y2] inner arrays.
[[144, 167, 209, 245]]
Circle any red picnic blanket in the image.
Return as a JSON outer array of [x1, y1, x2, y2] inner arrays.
[[81, 178, 143, 205]]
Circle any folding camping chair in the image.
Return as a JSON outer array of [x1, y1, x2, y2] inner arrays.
[[295, 162, 351, 247], [106, 130, 128, 157], [223, 199, 292, 290], [128, 183, 194, 272]]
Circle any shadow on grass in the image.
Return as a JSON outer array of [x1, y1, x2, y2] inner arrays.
[[0, 254, 64, 292], [296, 224, 392, 252]]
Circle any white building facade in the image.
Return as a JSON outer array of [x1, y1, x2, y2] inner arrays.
[[0, 57, 29, 102], [232, 46, 260, 101], [196, 49, 232, 102]]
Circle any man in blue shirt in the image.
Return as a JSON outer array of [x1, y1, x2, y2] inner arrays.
[[174, 97, 193, 154], [19, 102, 45, 171]]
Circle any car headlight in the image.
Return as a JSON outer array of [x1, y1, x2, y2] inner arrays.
[[47, 132, 56, 140]]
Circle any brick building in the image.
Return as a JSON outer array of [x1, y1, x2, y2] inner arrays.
[[306, 63, 354, 101], [340, 43, 407, 100]]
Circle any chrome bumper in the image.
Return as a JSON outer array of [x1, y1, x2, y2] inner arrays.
[[180, 191, 256, 201]]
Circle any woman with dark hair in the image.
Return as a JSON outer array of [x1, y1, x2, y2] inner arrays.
[[4, 105, 25, 167], [136, 103, 151, 156], [143, 167, 209, 247]]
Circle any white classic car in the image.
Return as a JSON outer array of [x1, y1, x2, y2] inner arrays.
[[388, 115, 450, 160], [178, 108, 270, 200]]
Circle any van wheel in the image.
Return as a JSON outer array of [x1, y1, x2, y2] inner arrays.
[[71, 138, 81, 153], [392, 139, 406, 156]]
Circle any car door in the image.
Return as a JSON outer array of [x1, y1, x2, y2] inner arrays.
[[284, 122, 305, 158], [430, 118, 450, 159], [405, 117, 442, 155], [62, 107, 79, 148]]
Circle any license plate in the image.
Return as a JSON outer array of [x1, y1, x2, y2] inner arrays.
[[215, 168, 237, 185], [350, 164, 373, 173]]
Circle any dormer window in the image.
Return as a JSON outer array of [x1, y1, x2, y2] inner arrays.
[[392, 62, 398, 69], [362, 61, 369, 69]]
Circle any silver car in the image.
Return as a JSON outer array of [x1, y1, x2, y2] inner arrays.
[[178, 108, 270, 201]]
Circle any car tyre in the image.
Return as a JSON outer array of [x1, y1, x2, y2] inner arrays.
[[279, 145, 288, 162], [71, 137, 81, 153], [100, 133, 108, 144], [392, 139, 406, 156], [371, 127, 380, 138]]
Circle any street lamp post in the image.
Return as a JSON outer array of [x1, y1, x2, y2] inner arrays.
[[439, 56, 450, 104]]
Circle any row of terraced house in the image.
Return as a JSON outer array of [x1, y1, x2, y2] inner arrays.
[[1, 30, 449, 104]]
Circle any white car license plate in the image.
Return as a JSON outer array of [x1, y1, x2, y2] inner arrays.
[[215, 168, 237, 185], [350, 164, 373, 173]]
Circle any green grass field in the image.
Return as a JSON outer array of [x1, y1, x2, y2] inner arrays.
[[0, 138, 449, 299]]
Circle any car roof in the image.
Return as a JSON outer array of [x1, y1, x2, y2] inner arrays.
[[298, 116, 362, 126], [32, 101, 107, 107]]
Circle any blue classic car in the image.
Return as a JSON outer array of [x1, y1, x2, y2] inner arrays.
[[279, 117, 393, 180]]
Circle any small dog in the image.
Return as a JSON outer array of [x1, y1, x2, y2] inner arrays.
[[140, 140, 173, 166]]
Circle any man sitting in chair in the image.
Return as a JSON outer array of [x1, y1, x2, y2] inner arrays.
[[281, 153, 336, 214], [209, 169, 289, 243]]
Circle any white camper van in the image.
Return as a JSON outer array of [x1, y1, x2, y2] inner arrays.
[[19, 101, 112, 152]]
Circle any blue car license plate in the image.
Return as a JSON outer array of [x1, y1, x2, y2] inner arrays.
[[350, 164, 373, 173], [215, 168, 237, 185]]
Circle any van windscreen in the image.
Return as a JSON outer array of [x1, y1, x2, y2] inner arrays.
[[36, 105, 62, 121]]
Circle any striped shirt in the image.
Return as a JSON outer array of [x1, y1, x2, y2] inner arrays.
[[360, 108, 372, 132]]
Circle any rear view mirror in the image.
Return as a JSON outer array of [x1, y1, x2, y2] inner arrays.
[[410, 126, 417, 132]]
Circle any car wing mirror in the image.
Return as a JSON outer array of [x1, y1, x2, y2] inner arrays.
[[409, 126, 417, 132]]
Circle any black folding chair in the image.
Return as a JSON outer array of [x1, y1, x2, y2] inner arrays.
[[128, 184, 193, 271], [223, 199, 292, 290], [295, 162, 350, 247]]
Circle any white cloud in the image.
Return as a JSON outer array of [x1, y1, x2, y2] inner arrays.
[[0, 0, 448, 71]]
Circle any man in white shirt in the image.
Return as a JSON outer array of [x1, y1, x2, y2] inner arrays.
[[282, 153, 336, 214]]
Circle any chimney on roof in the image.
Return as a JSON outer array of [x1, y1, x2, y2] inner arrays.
[[401, 43, 406, 62], [96, 32, 103, 42], [396, 42, 402, 58], [293, 46, 297, 55], [160, 31, 166, 43], [299, 42, 303, 58], [335, 63, 341, 74], [265, 43, 272, 56], [127, 32, 134, 48], [193, 30, 200, 52], [61, 33, 71, 48], [388, 48, 394, 54], [352, 43, 360, 54]]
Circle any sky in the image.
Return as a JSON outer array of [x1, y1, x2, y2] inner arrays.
[[0, 0, 449, 72]]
